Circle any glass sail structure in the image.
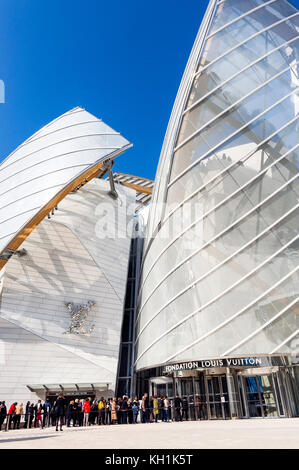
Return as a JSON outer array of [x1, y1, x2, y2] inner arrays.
[[135, 0, 299, 371]]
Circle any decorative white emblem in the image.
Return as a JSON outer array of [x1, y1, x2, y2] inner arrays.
[[64, 301, 95, 335]]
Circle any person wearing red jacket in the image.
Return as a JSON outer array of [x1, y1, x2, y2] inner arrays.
[[7, 402, 17, 430], [83, 398, 91, 426]]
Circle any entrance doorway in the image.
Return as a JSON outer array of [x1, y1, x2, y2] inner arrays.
[[242, 375, 279, 418], [206, 376, 230, 419], [150, 378, 174, 400], [47, 394, 95, 405]]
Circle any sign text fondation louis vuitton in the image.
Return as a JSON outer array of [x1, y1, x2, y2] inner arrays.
[[163, 357, 264, 374]]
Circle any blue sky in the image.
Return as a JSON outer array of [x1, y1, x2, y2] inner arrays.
[[0, 0, 209, 179], [0, 0, 298, 179]]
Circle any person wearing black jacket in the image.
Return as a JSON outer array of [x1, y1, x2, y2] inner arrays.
[[182, 396, 189, 421], [28, 403, 35, 428], [117, 397, 122, 424], [66, 401, 74, 427], [121, 396, 128, 424], [143, 393, 149, 423], [23, 401, 30, 428], [174, 394, 182, 422], [127, 399, 133, 424], [90, 399, 98, 425], [72, 399, 79, 427], [52, 393, 66, 431], [0, 401, 7, 431]]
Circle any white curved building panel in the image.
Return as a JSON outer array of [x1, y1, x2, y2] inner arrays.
[[0, 107, 132, 255], [0, 179, 136, 404], [136, 0, 299, 371]]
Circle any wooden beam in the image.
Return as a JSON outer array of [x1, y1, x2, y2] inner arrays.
[[0, 161, 105, 271], [119, 181, 153, 195]]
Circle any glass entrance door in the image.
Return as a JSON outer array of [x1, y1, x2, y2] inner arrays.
[[244, 375, 278, 418], [206, 376, 230, 419], [150, 379, 174, 400]]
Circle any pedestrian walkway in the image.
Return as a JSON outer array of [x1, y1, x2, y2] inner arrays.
[[0, 418, 298, 449]]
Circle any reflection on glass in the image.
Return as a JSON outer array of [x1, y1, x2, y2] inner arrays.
[[245, 375, 278, 417], [260, 375, 278, 417], [207, 376, 230, 419]]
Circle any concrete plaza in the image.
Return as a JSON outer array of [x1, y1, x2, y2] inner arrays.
[[0, 418, 298, 449]]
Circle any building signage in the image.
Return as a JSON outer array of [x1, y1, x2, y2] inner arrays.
[[162, 357, 265, 374]]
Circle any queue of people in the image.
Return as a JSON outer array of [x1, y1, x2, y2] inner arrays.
[[0, 393, 207, 431]]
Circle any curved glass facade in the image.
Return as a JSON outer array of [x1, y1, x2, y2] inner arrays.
[[135, 0, 299, 371]]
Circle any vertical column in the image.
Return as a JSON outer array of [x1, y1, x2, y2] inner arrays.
[[226, 368, 241, 419]]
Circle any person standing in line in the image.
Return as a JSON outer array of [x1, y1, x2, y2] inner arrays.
[[182, 396, 189, 421], [43, 398, 52, 428], [127, 398, 133, 424], [141, 395, 146, 423], [28, 403, 35, 428], [98, 397, 105, 425], [90, 399, 98, 425], [195, 394, 204, 420], [132, 402, 138, 424], [34, 400, 43, 428], [66, 401, 74, 427], [143, 393, 150, 423], [159, 396, 164, 422], [7, 402, 17, 430], [77, 399, 84, 426], [83, 397, 91, 426], [163, 396, 169, 422], [111, 398, 118, 424], [35, 406, 43, 428], [53, 393, 66, 431], [121, 396, 128, 424], [0, 401, 7, 431], [117, 397, 122, 424], [14, 403, 23, 429], [174, 394, 182, 422], [106, 399, 112, 425], [23, 401, 30, 428], [153, 396, 159, 423], [72, 399, 79, 427], [149, 396, 154, 423]]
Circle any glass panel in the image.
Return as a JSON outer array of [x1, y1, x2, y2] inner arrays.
[[181, 379, 193, 396], [212, 376, 220, 395], [136, 202, 298, 342], [199, 2, 298, 68], [140, 117, 297, 297], [167, 382, 174, 399], [167, 93, 298, 206], [173, 78, 298, 183], [210, 403, 216, 419], [156, 383, 167, 398], [118, 344, 132, 378], [273, 373, 284, 416], [137, 122, 298, 310], [135, 258, 299, 370], [233, 306, 299, 355], [259, 375, 278, 417], [238, 376, 247, 417], [177, 64, 298, 148], [221, 376, 228, 394], [191, 18, 299, 105], [245, 377, 263, 417], [215, 402, 223, 418], [117, 378, 131, 398], [209, 0, 267, 35]]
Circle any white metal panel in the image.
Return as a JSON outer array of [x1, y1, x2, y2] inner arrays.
[[0, 107, 132, 255]]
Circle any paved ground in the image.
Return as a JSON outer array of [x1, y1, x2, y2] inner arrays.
[[0, 418, 298, 449]]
